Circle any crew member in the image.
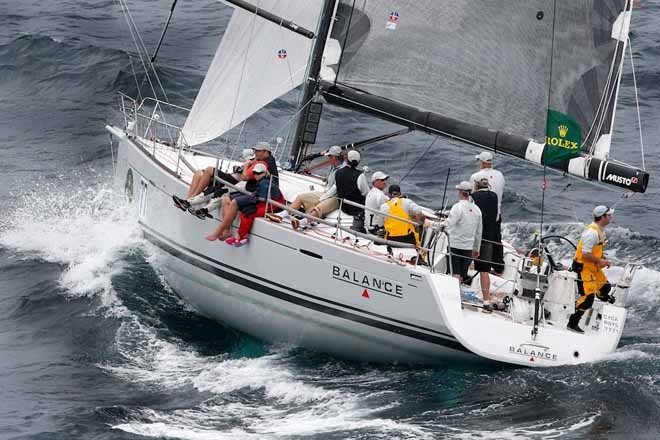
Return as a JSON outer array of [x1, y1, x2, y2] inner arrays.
[[470, 178, 499, 311], [365, 171, 389, 235], [566, 205, 616, 333], [445, 181, 482, 283], [381, 184, 424, 248], [470, 151, 505, 273], [289, 145, 344, 229], [335, 150, 369, 232], [172, 148, 255, 211]]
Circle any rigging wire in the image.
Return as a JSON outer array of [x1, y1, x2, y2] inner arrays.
[[539, 0, 558, 245], [628, 36, 646, 170], [398, 135, 440, 184], [588, 51, 625, 156], [126, 52, 144, 104], [116, 0, 159, 102], [583, 0, 631, 155], [121, 0, 171, 104]]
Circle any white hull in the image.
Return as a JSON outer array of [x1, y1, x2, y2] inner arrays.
[[108, 125, 628, 367]]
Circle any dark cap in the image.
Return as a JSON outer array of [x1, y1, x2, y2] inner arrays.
[[388, 184, 401, 195]]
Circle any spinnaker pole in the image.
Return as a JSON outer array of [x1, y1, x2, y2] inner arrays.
[[289, 0, 338, 170]]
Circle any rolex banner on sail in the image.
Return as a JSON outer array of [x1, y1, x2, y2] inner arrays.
[[543, 110, 582, 165]]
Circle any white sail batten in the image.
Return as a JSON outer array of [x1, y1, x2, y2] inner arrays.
[[181, 0, 323, 146]]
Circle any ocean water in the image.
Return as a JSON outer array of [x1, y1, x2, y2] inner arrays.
[[1, 1, 659, 439]]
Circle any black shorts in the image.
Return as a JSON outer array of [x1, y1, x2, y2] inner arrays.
[[234, 194, 257, 215], [474, 242, 494, 272], [386, 232, 417, 254], [449, 248, 473, 280]]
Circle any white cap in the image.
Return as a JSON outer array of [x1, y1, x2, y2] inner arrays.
[[255, 141, 272, 152], [347, 150, 361, 163], [475, 151, 493, 162], [252, 163, 267, 174], [324, 145, 342, 157], [455, 181, 472, 192], [371, 171, 389, 182], [593, 205, 614, 217], [241, 148, 256, 161]]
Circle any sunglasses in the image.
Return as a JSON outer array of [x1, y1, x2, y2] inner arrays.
[[254, 171, 265, 175]]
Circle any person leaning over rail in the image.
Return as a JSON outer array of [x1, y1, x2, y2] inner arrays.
[[365, 171, 389, 236], [205, 158, 270, 242], [205, 163, 284, 246], [335, 150, 369, 233], [380, 184, 424, 252], [214, 141, 279, 229], [566, 205, 616, 333], [470, 177, 499, 311], [289, 145, 345, 230], [470, 151, 505, 274], [444, 181, 482, 283], [172, 148, 255, 212]]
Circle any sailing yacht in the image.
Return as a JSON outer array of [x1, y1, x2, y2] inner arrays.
[[107, 0, 649, 366]]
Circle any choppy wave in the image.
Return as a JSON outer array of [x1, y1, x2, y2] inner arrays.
[[0, 176, 141, 298]]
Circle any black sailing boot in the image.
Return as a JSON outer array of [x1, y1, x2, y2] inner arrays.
[[566, 310, 585, 334]]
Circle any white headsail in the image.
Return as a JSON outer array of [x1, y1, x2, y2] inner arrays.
[[181, 0, 323, 146]]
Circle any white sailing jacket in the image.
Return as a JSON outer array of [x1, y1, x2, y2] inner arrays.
[[446, 199, 482, 252]]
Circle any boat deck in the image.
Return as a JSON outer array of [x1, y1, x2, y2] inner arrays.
[[135, 136, 559, 329]]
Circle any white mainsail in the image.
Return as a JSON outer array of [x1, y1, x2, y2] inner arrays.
[[181, 0, 323, 146]]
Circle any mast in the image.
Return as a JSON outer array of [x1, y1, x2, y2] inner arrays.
[[289, 0, 337, 170]]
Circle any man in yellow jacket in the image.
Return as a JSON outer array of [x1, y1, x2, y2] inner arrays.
[[566, 205, 616, 333], [381, 185, 424, 248]]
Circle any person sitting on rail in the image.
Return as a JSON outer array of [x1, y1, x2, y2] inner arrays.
[[214, 141, 280, 225], [289, 145, 345, 230], [204, 156, 270, 240], [206, 163, 284, 246], [380, 185, 424, 250], [172, 148, 256, 211], [365, 171, 389, 236]]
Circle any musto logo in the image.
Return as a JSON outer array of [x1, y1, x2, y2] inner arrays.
[[605, 173, 639, 187]]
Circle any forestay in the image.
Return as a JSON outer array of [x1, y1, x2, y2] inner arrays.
[[181, 0, 323, 146]]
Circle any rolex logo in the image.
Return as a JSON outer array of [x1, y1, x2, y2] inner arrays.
[[558, 125, 568, 138]]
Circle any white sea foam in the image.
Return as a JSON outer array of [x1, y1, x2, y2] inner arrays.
[[600, 348, 653, 363], [441, 412, 599, 440], [105, 317, 428, 438], [0, 181, 142, 298]]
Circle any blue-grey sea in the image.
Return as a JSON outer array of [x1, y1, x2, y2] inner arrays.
[[1, 1, 659, 439]]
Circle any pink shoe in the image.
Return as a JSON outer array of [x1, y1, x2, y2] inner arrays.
[[225, 237, 237, 246], [233, 237, 249, 247]]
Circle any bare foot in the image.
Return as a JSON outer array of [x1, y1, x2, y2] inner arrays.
[[217, 230, 232, 241], [206, 232, 220, 241]]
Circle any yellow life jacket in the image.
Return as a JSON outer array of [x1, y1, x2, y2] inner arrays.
[[384, 198, 419, 244], [575, 223, 604, 273]]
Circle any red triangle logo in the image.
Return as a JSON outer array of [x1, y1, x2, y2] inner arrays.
[[530, 357, 535, 362], [362, 289, 370, 298]]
